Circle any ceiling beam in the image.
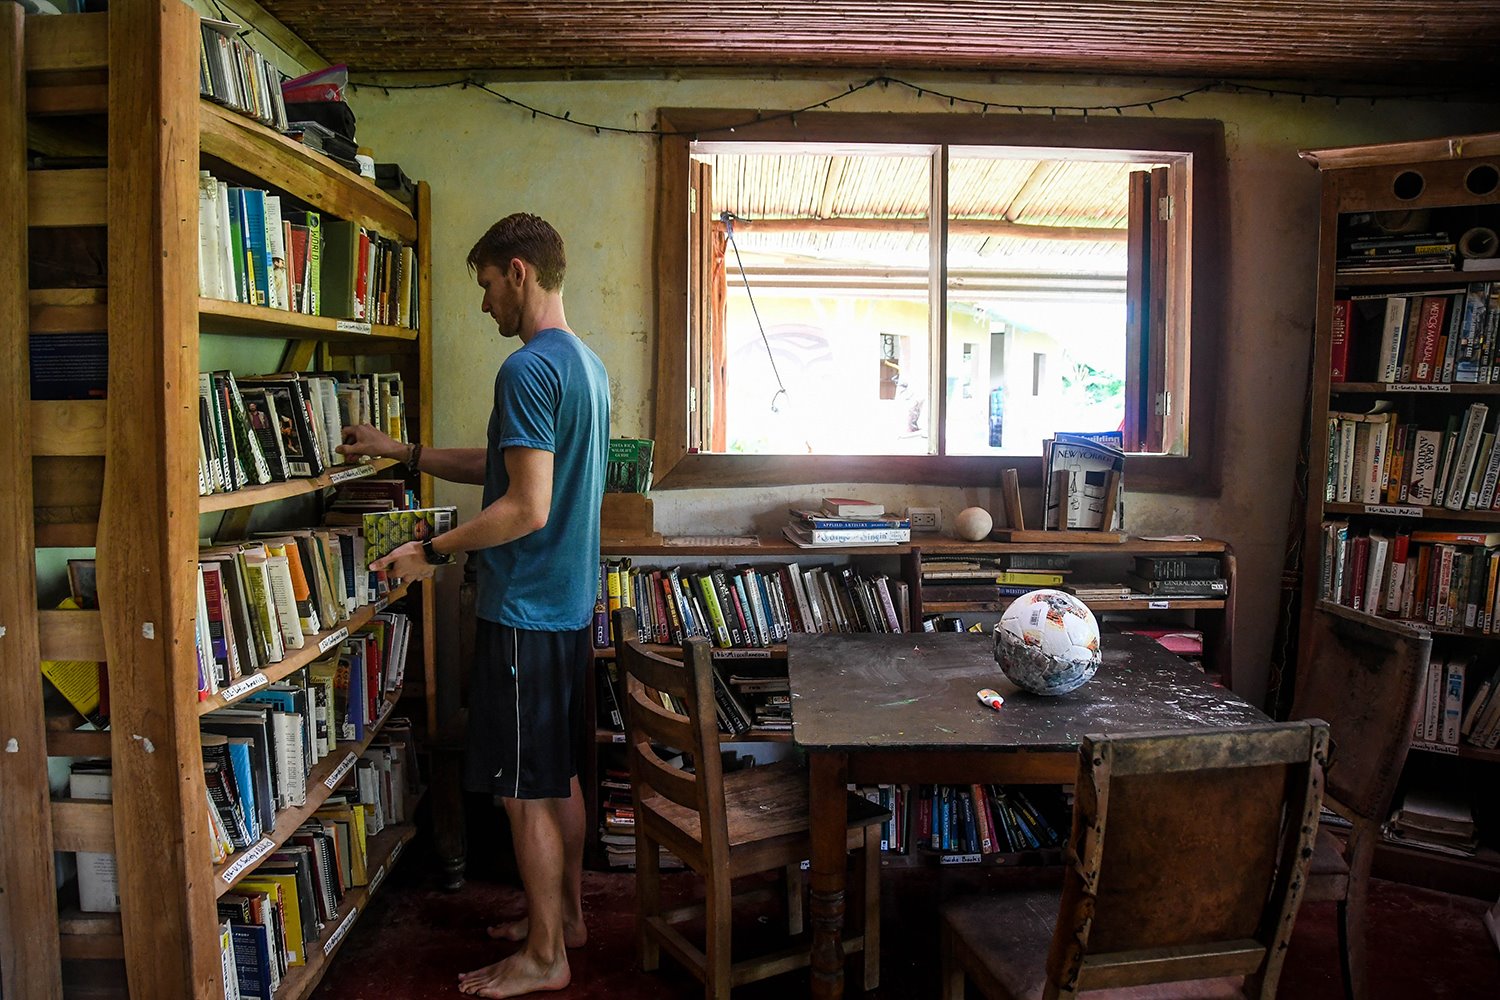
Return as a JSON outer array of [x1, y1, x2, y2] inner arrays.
[[720, 216, 1126, 242]]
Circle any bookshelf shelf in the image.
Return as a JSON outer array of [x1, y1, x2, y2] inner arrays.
[[1324, 501, 1500, 519], [1334, 270, 1480, 289], [591, 644, 783, 660], [1410, 741, 1500, 763], [196, 582, 412, 715], [213, 693, 402, 895], [1329, 383, 1500, 396], [880, 846, 1065, 870], [1372, 841, 1500, 898], [921, 597, 1225, 613], [593, 727, 792, 745], [272, 821, 419, 1000], [198, 297, 420, 344], [198, 100, 416, 244], [199, 458, 399, 514]]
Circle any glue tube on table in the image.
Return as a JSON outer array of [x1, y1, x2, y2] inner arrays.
[[976, 688, 1004, 711]]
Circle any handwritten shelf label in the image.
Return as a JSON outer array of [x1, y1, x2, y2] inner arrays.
[[324, 906, 360, 954], [611, 733, 626, 743], [390, 839, 406, 866], [1365, 504, 1424, 517], [318, 627, 350, 654], [1387, 383, 1451, 393], [220, 673, 269, 703], [939, 853, 982, 865], [374, 596, 389, 612], [1410, 740, 1459, 756], [324, 752, 357, 789], [1148, 600, 1170, 610], [370, 864, 387, 893], [329, 465, 376, 485], [221, 837, 275, 883], [334, 319, 372, 336]]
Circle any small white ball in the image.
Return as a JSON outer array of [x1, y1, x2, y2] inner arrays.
[[954, 506, 993, 541]]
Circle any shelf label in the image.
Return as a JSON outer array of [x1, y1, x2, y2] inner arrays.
[[329, 464, 376, 484], [376, 701, 393, 729], [939, 853, 983, 865], [374, 596, 389, 612], [334, 319, 372, 336], [1148, 600, 1170, 610], [713, 649, 773, 659], [220, 672, 269, 703], [324, 752, 358, 789], [1411, 740, 1459, 756], [324, 906, 360, 955], [611, 733, 626, 743], [318, 627, 350, 654], [370, 864, 387, 893], [1364, 504, 1424, 517], [221, 837, 276, 884], [390, 838, 406, 867], [1387, 383, 1451, 393]]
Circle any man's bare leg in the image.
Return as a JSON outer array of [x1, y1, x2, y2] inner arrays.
[[459, 795, 573, 998], [486, 776, 587, 948]]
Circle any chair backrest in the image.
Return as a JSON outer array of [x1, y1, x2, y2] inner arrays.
[[1289, 604, 1431, 821], [612, 606, 731, 862], [1045, 720, 1329, 1000]]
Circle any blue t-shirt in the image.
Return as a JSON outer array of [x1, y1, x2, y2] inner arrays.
[[475, 328, 610, 630]]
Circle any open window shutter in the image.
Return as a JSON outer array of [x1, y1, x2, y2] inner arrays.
[[688, 161, 727, 452], [1124, 167, 1170, 453]]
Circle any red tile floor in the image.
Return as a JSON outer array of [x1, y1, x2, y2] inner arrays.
[[311, 825, 1500, 999]]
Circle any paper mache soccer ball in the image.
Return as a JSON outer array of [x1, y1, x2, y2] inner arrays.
[[992, 589, 1102, 696]]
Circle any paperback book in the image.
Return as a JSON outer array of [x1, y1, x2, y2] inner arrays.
[[361, 506, 458, 568]]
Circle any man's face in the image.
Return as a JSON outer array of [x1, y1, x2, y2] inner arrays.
[[477, 261, 523, 338]]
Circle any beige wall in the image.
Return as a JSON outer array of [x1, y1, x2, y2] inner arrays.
[[346, 73, 1495, 708]]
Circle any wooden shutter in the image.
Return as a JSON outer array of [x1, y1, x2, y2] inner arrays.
[[688, 160, 726, 451], [1124, 166, 1172, 453]]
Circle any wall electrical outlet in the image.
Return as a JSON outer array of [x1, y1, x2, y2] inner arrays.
[[907, 506, 942, 532]]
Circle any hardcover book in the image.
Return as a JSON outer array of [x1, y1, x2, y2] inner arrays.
[[361, 506, 459, 568]]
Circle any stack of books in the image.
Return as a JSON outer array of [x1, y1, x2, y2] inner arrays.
[[1123, 555, 1228, 599], [922, 553, 1070, 603], [1336, 232, 1457, 273], [1384, 788, 1478, 857], [783, 498, 910, 548]]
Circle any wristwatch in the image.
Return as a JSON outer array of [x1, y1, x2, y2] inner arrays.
[[421, 538, 454, 565]]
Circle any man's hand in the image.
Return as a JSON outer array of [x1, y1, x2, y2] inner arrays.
[[370, 540, 437, 583], [338, 423, 404, 461]]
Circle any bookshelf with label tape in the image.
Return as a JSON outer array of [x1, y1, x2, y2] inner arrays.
[[4, 7, 435, 999], [1298, 131, 1500, 898]]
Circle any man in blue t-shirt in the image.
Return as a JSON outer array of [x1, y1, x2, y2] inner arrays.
[[340, 213, 609, 997]]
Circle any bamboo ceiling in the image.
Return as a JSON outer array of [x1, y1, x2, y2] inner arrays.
[[258, 0, 1500, 84]]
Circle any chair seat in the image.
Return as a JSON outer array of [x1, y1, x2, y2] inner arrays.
[[942, 892, 1248, 1000], [1301, 826, 1351, 902], [642, 759, 888, 850]]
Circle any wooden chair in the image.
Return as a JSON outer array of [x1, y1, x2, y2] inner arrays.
[[940, 720, 1330, 1000], [1290, 604, 1432, 1000], [613, 606, 889, 997]]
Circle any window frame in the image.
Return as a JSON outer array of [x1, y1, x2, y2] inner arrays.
[[652, 109, 1226, 494]]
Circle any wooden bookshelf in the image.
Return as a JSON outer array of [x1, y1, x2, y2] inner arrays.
[[199, 458, 399, 513], [1298, 132, 1500, 894], [6, 8, 437, 997], [594, 726, 792, 745], [199, 297, 419, 344]]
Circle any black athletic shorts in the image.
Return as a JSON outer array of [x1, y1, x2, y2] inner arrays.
[[462, 619, 591, 799]]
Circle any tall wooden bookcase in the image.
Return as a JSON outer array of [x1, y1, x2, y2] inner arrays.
[[1298, 132, 1500, 897], [1, 5, 435, 997]]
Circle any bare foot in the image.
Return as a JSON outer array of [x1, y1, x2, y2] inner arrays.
[[486, 917, 588, 948], [458, 950, 571, 998]]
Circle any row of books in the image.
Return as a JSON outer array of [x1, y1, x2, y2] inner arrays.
[[862, 783, 1070, 857], [1331, 283, 1500, 384], [1322, 404, 1500, 512], [1318, 523, 1500, 633], [192, 532, 409, 699], [198, 18, 289, 133], [1335, 232, 1457, 274], [921, 553, 1228, 601], [218, 793, 375, 998], [596, 655, 793, 739], [197, 170, 420, 328], [1383, 788, 1478, 858], [594, 559, 909, 650], [198, 369, 408, 495], [1448, 660, 1500, 750]]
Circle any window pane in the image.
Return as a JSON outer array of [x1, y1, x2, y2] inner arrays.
[[944, 153, 1133, 456], [701, 146, 932, 455]]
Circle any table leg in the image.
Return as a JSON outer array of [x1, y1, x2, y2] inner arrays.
[[809, 750, 849, 1000]]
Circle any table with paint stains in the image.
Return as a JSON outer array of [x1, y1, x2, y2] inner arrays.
[[788, 631, 1267, 999]]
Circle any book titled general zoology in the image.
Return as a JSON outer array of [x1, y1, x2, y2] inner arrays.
[[361, 506, 458, 568]]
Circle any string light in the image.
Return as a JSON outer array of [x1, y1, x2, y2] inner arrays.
[[356, 72, 1472, 139]]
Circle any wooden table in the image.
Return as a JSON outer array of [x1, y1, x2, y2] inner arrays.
[[788, 630, 1268, 1000]]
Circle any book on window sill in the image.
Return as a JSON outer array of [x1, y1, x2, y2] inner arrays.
[[821, 496, 884, 517], [789, 508, 911, 530]]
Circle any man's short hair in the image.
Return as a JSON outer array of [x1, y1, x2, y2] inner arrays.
[[467, 213, 566, 291]]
